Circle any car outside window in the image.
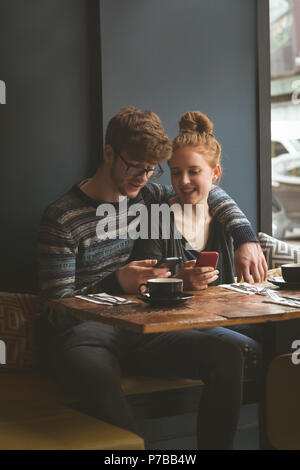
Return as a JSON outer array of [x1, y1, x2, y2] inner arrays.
[[272, 141, 288, 158]]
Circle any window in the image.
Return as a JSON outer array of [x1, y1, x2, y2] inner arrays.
[[270, 0, 300, 241]]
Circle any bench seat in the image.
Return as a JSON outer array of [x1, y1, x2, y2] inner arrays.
[[0, 371, 146, 450], [0, 402, 144, 450]]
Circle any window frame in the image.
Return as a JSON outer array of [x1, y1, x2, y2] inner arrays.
[[257, 0, 272, 235]]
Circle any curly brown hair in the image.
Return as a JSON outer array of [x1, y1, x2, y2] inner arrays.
[[105, 106, 172, 165], [172, 111, 222, 179]]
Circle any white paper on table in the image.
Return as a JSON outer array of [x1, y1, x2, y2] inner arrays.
[[218, 284, 256, 295], [263, 298, 300, 308], [75, 293, 137, 305]]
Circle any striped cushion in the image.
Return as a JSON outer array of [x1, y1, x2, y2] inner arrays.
[[0, 293, 39, 370], [258, 232, 300, 269]]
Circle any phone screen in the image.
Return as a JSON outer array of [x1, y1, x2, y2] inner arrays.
[[155, 257, 183, 268]]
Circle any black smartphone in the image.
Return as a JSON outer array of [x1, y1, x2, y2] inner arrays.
[[155, 257, 183, 269]]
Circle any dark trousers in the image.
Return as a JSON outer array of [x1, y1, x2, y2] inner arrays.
[[198, 324, 263, 381], [37, 318, 244, 450]]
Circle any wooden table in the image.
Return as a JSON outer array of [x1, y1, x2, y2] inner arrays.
[[48, 284, 300, 450], [48, 285, 300, 334]]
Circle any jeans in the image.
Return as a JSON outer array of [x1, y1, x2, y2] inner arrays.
[[197, 324, 262, 381], [36, 317, 244, 450]]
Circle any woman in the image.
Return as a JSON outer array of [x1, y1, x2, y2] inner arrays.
[[131, 110, 261, 381]]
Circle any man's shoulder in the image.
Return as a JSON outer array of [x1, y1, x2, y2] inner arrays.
[[41, 185, 83, 226], [141, 182, 174, 204]]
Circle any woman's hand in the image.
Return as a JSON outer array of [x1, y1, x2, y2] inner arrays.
[[175, 260, 219, 290]]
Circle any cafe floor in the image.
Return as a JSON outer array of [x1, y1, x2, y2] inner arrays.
[[138, 403, 259, 450]]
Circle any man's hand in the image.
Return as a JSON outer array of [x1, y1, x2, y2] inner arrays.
[[116, 259, 171, 293], [175, 260, 219, 290], [234, 242, 268, 283]]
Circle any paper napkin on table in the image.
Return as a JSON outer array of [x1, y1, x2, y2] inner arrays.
[[263, 297, 300, 308], [218, 283, 257, 295], [75, 293, 137, 305], [219, 282, 300, 308]]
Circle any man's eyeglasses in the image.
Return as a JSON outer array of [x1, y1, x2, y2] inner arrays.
[[113, 148, 163, 179]]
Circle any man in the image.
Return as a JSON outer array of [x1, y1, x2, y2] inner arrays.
[[38, 107, 267, 449]]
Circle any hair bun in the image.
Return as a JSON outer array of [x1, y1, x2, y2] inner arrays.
[[179, 111, 213, 135]]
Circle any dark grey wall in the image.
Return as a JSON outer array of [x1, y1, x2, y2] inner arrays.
[[100, 0, 258, 228], [0, 0, 102, 291], [0, 0, 260, 291]]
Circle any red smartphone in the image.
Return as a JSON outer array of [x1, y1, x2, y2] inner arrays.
[[195, 251, 219, 269]]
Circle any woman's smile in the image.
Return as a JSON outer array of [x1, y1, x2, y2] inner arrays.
[[170, 146, 220, 206]]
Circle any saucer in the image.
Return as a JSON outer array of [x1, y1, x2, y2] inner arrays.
[[137, 292, 194, 306], [267, 277, 300, 290]]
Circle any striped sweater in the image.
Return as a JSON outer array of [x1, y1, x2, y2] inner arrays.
[[38, 181, 257, 307]]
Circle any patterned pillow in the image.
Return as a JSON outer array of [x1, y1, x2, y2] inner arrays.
[[258, 232, 300, 269], [0, 293, 39, 370]]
